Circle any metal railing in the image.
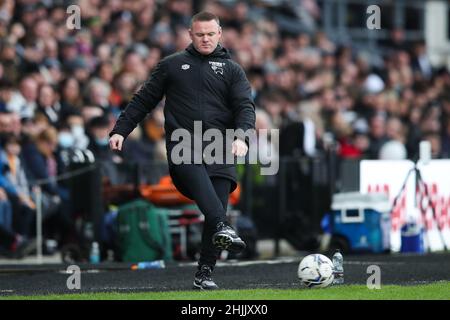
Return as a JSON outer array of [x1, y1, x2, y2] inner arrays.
[[31, 163, 99, 263]]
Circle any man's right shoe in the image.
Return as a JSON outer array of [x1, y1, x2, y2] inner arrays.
[[212, 222, 246, 253], [193, 265, 219, 290]]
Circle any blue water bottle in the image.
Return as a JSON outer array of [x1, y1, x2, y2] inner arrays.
[[90, 242, 100, 264], [131, 260, 166, 270]]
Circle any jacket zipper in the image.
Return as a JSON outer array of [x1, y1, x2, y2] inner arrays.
[[200, 56, 207, 124]]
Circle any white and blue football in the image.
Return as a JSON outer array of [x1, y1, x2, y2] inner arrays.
[[298, 254, 334, 288]]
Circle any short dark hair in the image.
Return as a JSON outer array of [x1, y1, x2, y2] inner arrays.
[[190, 11, 220, 28], [1, 133, 21, 148], [88, 115, 110, 129], [0, 78, 14, 90]]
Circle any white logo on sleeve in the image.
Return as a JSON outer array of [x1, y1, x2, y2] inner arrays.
[[181, 64, 190, 70]]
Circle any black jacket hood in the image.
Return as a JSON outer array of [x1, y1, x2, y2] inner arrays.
[[185, 43, 231, 59]]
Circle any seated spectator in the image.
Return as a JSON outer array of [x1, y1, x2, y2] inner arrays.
[[386, 117, 406, 144], [0, 111, 15, 144], [36, 84, 62, 126], [59, 77, 83, 113], [62, 110, 90, 150], [22, 126, 63, 198], [0, 110, 22, 139], [122, 108, 167, 164], [5, 76, 38, 119], [0, 78, 14, 112], [411, 41, 433, 81], [441, 119, 450, 158], [279, 118, 319, 158], [86, 79, 113, 112], [81, 105, 105, 125], [86, 114, 122, 180], [0, 187, 12, 233], [1, 134, 35, 237], [0, 39, 21, 85], [423, 131, 443, 159], [21, 126, 74, 247], [367, 114, 389, 159], [0, 185, 35, 258], [87, 115, 120, 163]]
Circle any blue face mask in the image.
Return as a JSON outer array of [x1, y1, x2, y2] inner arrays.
[[58, 132, 74, 149], [95, 137, 109, 147]]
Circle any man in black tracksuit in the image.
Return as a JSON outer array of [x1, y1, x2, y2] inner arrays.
[[109, 12, 256, 289]]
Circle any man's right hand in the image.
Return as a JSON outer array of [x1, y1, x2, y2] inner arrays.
[[109, 134, 124, 151]]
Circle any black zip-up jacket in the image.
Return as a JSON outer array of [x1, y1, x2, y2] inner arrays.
[[109, 43, 256, 194]]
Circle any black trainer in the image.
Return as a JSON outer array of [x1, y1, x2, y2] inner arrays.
[[212, 222, 246, 253], [193, 265, 219, 290]]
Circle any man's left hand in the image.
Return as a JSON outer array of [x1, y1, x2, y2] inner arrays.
[[232, 139, 248, 157]]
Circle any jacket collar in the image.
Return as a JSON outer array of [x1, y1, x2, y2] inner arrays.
[[186, 43, 231, 59]]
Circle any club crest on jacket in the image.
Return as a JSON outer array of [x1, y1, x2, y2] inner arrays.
[[209, 61, 225, 75]]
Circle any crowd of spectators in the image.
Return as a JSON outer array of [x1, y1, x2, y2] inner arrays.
[[0, 0, 449, 257]]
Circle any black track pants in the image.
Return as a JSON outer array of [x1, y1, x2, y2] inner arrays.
[[169, 164, 231, 267]]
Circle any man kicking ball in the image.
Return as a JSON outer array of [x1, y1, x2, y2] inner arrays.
[[109, 11, 256, 290]]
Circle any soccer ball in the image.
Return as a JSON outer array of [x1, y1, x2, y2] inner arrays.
[[298, 254, 334, 288]]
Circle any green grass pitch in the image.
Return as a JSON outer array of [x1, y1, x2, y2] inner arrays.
[[2, 281, 449, 300]]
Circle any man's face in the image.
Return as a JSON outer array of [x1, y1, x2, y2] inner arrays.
[[189, 20, 221, 55], [39, 86, 55, 107], [92, 126, 110, 140], [0, 88, 12, 102], [20, 78, 38, 102], [5, 142, 21, 156], [0, 113, 14, 134]]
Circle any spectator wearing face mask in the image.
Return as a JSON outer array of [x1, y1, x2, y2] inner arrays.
[[87, 115, 121, 186], [87, 115, 118, 163], [56, 120, 95, 168], [64, 111, 90, 150], [57, 124, 75, 151]]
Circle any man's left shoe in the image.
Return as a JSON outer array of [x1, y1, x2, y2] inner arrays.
[[212, 222, 246, 253]]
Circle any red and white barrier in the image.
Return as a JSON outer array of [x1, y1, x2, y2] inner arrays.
[[360, 160, 450, 252]]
